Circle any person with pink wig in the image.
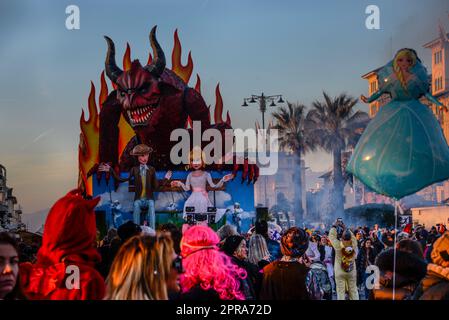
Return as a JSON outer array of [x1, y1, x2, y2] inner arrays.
[[179, 225, 246, 300]]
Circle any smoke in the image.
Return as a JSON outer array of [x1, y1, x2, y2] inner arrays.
[[304, 177, 334, 226], [399, 193, 438, 210]]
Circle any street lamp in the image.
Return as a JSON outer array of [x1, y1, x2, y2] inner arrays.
[[242, 92, 285, 207], [242, 93, 285, 130]]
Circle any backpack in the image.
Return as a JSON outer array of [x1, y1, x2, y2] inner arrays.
[[306, 262, 332, 300]]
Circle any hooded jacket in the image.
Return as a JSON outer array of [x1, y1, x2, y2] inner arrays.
[[20, 190, 105, 300], [413, 232, 449, 300]]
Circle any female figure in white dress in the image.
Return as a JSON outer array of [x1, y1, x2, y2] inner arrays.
[[170, 148, 234, 221]]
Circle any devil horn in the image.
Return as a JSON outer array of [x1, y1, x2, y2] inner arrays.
[[145, 26, 166, 77], [104, 36, 123, 83]]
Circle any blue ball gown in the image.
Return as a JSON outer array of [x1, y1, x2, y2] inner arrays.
[[346, 60, 449, 199]]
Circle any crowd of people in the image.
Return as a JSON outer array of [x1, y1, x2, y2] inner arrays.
[[1, 189, 449, 300]]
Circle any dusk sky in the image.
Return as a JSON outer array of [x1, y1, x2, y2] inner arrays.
[[1, 0, 448, 214]]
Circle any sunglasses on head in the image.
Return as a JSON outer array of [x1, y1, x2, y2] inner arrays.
[[172, 255, 184, 274]]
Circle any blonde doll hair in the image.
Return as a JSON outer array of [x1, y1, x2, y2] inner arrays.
[[186, 146, 207, 170], [393, 49, 417, 92]]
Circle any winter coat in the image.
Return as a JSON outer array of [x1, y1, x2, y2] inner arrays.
[[413, 232, 449, 300], [356, 247, 377, 285], [260, 259, 310, 300], [230, 256, 261, 300], [412, 264, 449, 300]]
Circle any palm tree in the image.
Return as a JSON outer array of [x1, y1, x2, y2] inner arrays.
[[272, 102, 316, 225], [307, 92, 370, 216]]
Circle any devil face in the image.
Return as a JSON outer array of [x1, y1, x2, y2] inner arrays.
[[104, 26, 167, 130], [115, 61, 161, 128]]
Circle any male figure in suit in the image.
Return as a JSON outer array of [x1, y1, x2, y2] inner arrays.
[[101, 144, 172, 228]]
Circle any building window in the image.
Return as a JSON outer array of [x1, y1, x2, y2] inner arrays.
[[435, 76, 443, 92], [434, 50, 442, 64], [370, 105, 376, 117], [370, 81, 377, 94]]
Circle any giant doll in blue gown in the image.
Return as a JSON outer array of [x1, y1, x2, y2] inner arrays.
[[347, 48, 449, 199]]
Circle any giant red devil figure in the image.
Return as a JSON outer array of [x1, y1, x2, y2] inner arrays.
[[90, 26, 258, 185]]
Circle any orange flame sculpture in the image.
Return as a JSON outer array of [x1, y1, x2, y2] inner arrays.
[[78, 81, 100, 195], [78, 29, 230, 195], [172, 29, 193, 83]]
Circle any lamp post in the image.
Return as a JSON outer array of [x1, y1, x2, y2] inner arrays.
[[242, 93, 285, 207], [242, 93, 285, 130]]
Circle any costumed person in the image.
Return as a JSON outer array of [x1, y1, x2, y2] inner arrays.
[[170, 147, 234, 225], [259, 227, 312, 300], [221, 235, 261, 300], [329, 219, 359, 300], [179, 225, 246, 300], [347, 48, 449, 199], [19, 190, 105, 300], [230, 202, 243, 234], [101, 144, 172, 228], [413, 231, 449, 300]]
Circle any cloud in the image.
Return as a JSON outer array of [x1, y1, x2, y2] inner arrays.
[[32, 128, 55, 143], [20, 128, 55, 150]]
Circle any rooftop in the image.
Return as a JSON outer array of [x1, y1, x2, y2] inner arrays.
[[423, 32, 449, 48]]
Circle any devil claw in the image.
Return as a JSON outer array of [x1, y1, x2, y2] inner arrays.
[[87, 163, 99, 178], [96, 170, 102, 182]]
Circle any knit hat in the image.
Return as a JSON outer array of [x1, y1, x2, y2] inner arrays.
[[431, 231, 449, 267], [221, 235, 245, 256], [281, 227, 309, 258]]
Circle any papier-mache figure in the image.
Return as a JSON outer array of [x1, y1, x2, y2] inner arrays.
[[100, 144, 172, 228], [347, 48, 449, 199], [170, 146, 234, 224]]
